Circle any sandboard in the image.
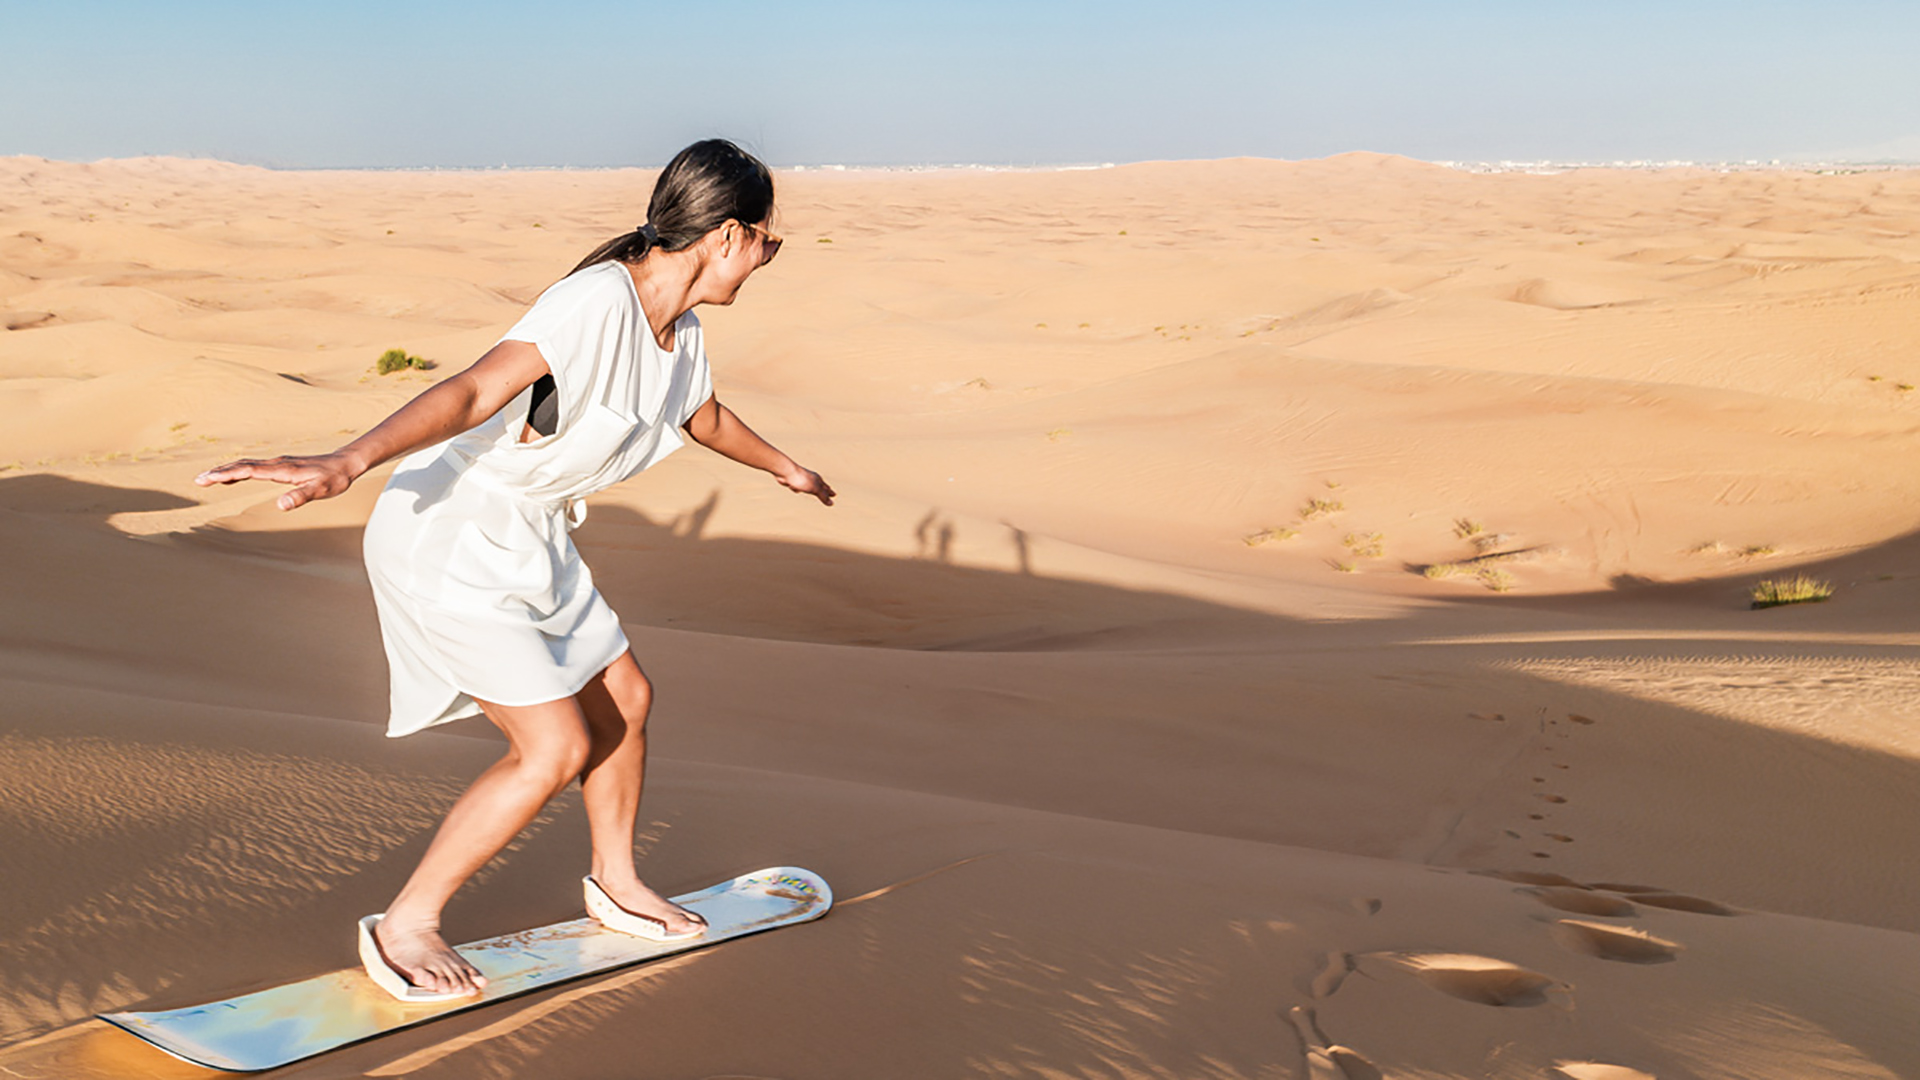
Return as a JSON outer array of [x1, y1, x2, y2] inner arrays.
[[98, 866, 831, 1072]]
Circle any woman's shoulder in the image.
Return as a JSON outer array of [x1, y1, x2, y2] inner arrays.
[[541, 261, 637, 310], [500, 262, 637, 358], [515, 263, 635, 332]]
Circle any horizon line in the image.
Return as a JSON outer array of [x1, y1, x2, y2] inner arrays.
[[8, 151, 1920, 176]]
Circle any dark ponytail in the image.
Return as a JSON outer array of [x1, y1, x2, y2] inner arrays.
[[570, 139, 775, 276]]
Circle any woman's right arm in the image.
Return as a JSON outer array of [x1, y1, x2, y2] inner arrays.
[[194, 340, 551, 510]]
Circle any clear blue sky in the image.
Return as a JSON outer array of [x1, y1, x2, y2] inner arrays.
[[5, 0, 1919, 167]]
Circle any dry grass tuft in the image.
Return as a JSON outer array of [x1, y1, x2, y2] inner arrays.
[[1750, 576, 1833, 609], [1243, 527, 1299, 547], [1342, 531, 1385, 558], [1477, 567, 1516, 592], [1424, 549, 1534, 591], [1301, 498, 1345, 521]]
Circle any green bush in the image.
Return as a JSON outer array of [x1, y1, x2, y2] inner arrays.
[[376, 348, 432, 375]]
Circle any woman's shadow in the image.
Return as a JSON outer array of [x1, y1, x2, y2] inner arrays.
[[0, 473, 199, 524]]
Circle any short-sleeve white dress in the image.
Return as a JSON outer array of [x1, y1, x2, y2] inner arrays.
[[363, 261, 713, 737]]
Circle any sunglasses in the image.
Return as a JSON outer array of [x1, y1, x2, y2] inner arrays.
[[745, 222, 782, 265]]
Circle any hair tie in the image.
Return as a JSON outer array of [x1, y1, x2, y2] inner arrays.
[[637, 223, 659, 245]]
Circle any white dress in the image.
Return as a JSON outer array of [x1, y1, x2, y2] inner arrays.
[[363, 261, 713, 737]]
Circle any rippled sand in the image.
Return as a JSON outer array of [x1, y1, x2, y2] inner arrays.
[[3, 153, 1919, 1078]]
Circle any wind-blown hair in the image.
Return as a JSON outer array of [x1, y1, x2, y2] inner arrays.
[[570, 139, 775, 275]]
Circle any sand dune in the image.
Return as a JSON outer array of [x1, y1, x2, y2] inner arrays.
[[3, 154, 1919, 1078]]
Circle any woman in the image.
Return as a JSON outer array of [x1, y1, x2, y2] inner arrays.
[[195, 139, 833, 1000]]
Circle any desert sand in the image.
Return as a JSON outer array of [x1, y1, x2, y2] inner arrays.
[[2, 152, 1919, 1078]]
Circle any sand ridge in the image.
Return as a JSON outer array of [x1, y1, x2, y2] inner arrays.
[[3, 154, 1919, 1077]]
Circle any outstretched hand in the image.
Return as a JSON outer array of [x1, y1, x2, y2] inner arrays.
[[194, 452, 360, 511], [777, 465, 836, 506]]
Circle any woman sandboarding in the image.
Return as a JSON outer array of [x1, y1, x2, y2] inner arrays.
[[196, 139, 833, 1000]]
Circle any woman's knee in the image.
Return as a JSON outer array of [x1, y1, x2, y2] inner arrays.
[[600, 664, 652, 733], [513, 726, 592, 791], [616, 670, 652, 729]]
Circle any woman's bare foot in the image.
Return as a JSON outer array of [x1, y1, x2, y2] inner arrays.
[[591, 872, 707, 935], [375, 912, 487, 995]]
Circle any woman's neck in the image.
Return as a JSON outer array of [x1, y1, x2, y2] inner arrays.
[[624, 256, 696, 350]]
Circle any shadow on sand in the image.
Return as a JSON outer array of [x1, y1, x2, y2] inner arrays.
[[2, 471, 1919, 1071]]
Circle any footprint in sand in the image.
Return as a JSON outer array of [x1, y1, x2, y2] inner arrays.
[[1526, 886, 1637, 917], [1478, 869, 1582, 887], [1492, 872, 1737, 918], [1553, 1063, 1654, 1080], [1310, 951, 1353, 998], [1630, 892, 1739, 916], [1319, 1046, 1383, 1080], [1374, 952, 1564, 1007], [1589, 884, 1738, 915], [1526, 716, 1582, 823], [1551, 919, 1682, 964], [1287, 1005, 1384, 1080]]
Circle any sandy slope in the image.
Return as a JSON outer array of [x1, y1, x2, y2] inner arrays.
[[2, 154, 1919, 1079]]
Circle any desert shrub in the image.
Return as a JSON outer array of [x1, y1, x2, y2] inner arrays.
[[376, 348, 432, 375], [1343, 531, 1385, 558], [1750, 576, 1833, 609], [1244, 527, 1299, 547]]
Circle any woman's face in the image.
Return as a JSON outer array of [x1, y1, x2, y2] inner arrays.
[[699, 216, 780, 305]]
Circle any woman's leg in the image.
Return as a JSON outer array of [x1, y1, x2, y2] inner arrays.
[[375, 696, 591, 995], [575, 651, 706, 933]]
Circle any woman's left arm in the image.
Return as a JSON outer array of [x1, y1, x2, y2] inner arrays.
[[683, 395, 835, 506]]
